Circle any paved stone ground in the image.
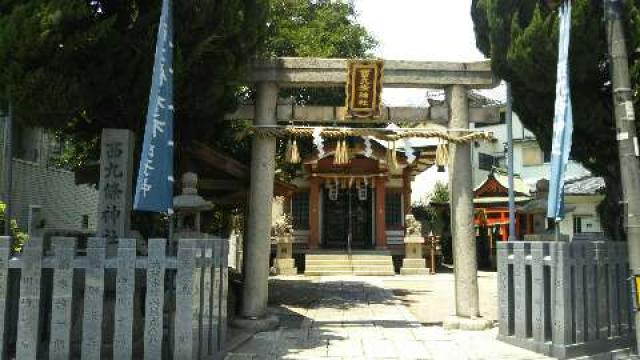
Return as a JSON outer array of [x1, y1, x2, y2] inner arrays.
[[226, 274, 554, 360], [382, 270, 498, 325]]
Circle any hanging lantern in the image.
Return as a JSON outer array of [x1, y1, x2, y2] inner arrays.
[[435, 142, 449, 172], [329, 187, 338, 201], [358, 178, 368, 200], [329, 178, 339, 200]]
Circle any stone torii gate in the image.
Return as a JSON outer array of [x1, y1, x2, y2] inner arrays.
[[235, 57, 499, 330]]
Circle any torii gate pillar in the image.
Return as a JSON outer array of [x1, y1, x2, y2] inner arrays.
[[234, 81, 280, 330], [444, 84, 492, 330]]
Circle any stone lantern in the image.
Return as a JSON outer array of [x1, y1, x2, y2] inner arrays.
[[271, 214, 297, 275], [173, 172, 213, 240], [400, 214, 430, 275]]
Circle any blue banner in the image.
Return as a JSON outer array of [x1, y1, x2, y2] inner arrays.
[[547, 1, 573, 221], [134, 0, 174, 213]]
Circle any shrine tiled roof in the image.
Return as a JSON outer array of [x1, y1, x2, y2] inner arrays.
[[563, 175, 605, 196]]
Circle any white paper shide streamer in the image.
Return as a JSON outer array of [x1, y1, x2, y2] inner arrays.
[[312, 127, 325, 158], [364, 137, 373, 158], [403, 139, 415, 164]]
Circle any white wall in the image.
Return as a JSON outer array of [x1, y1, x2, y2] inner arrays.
[[0, 117, 99, 232], [558, 195, 604, 239], [471, 113, 591, 189], [530, 195, 603, 240]]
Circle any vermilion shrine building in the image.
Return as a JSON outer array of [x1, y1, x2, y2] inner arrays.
[[287, 139, 435, 252]]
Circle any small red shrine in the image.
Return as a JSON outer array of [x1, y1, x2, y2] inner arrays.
[[473, 171, 533, 243]]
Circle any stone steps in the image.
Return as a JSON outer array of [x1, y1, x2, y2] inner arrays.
[[306, 259, 390, 266], [304, 253, 395, 276]]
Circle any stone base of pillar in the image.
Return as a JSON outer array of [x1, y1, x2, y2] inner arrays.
[[400, 258, 430, 275], [231, 314, 280, 332], [274, 258, 298, 275], [443, 315, 494, 331]]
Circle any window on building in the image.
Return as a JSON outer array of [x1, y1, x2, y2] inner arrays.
[[573, 215, 598, 234], [478, 153, 495, 171], [385, 192, 403, 227], [522, 145, 543, 166], [291, 192, 309, 230], [81, 215, 90, 229]]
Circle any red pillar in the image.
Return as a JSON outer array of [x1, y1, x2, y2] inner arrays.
[[375, 176, 387, 249], [308, 177, 321, 249]]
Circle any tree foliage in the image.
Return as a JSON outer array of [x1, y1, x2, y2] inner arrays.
[[264, 0, 376, 59], [471, 0, 640, 239], [0, 201, 28, 253], [0, 0, 266, 166], [264, 0, 377, 178], [264, 0, 377, 106], [0, 0, 375, 168]]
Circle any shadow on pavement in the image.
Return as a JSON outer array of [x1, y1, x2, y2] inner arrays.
[[228, 277, 423, 359]]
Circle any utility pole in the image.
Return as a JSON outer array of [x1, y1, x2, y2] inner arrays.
[[2, 103, 13, 236], [605, 0, 640, 353]]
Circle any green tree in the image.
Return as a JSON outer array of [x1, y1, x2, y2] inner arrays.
[[264, 0, 376, 59], [0, 0, 266, 166], [0, 201, 28, 253], [264, 0, 377, 106], [471, 0, 640, 240], [262, 0, 377, 178], [0, 0, 375, 167]]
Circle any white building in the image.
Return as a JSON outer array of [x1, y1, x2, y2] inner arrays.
[[470, 111, 604, 240], [0, 117, 99, 234]]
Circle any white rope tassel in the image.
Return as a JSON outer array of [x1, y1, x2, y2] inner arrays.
[[435, 141, 449, 172], [334, 140, 343, 165], [291, 139, 300, 164]]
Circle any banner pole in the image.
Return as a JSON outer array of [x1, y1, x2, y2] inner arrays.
[[506, 83, 516, 241]]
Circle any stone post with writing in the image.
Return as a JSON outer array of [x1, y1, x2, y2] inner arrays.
[[94, 129, 136, 355], [97, 129, 134, 253]]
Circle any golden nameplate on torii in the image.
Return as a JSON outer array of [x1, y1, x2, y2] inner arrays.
[[345, 59, 384, 120]]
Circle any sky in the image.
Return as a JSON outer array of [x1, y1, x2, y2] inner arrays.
[[352, 0, 505, 105], [351, 0, 504, 200]]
